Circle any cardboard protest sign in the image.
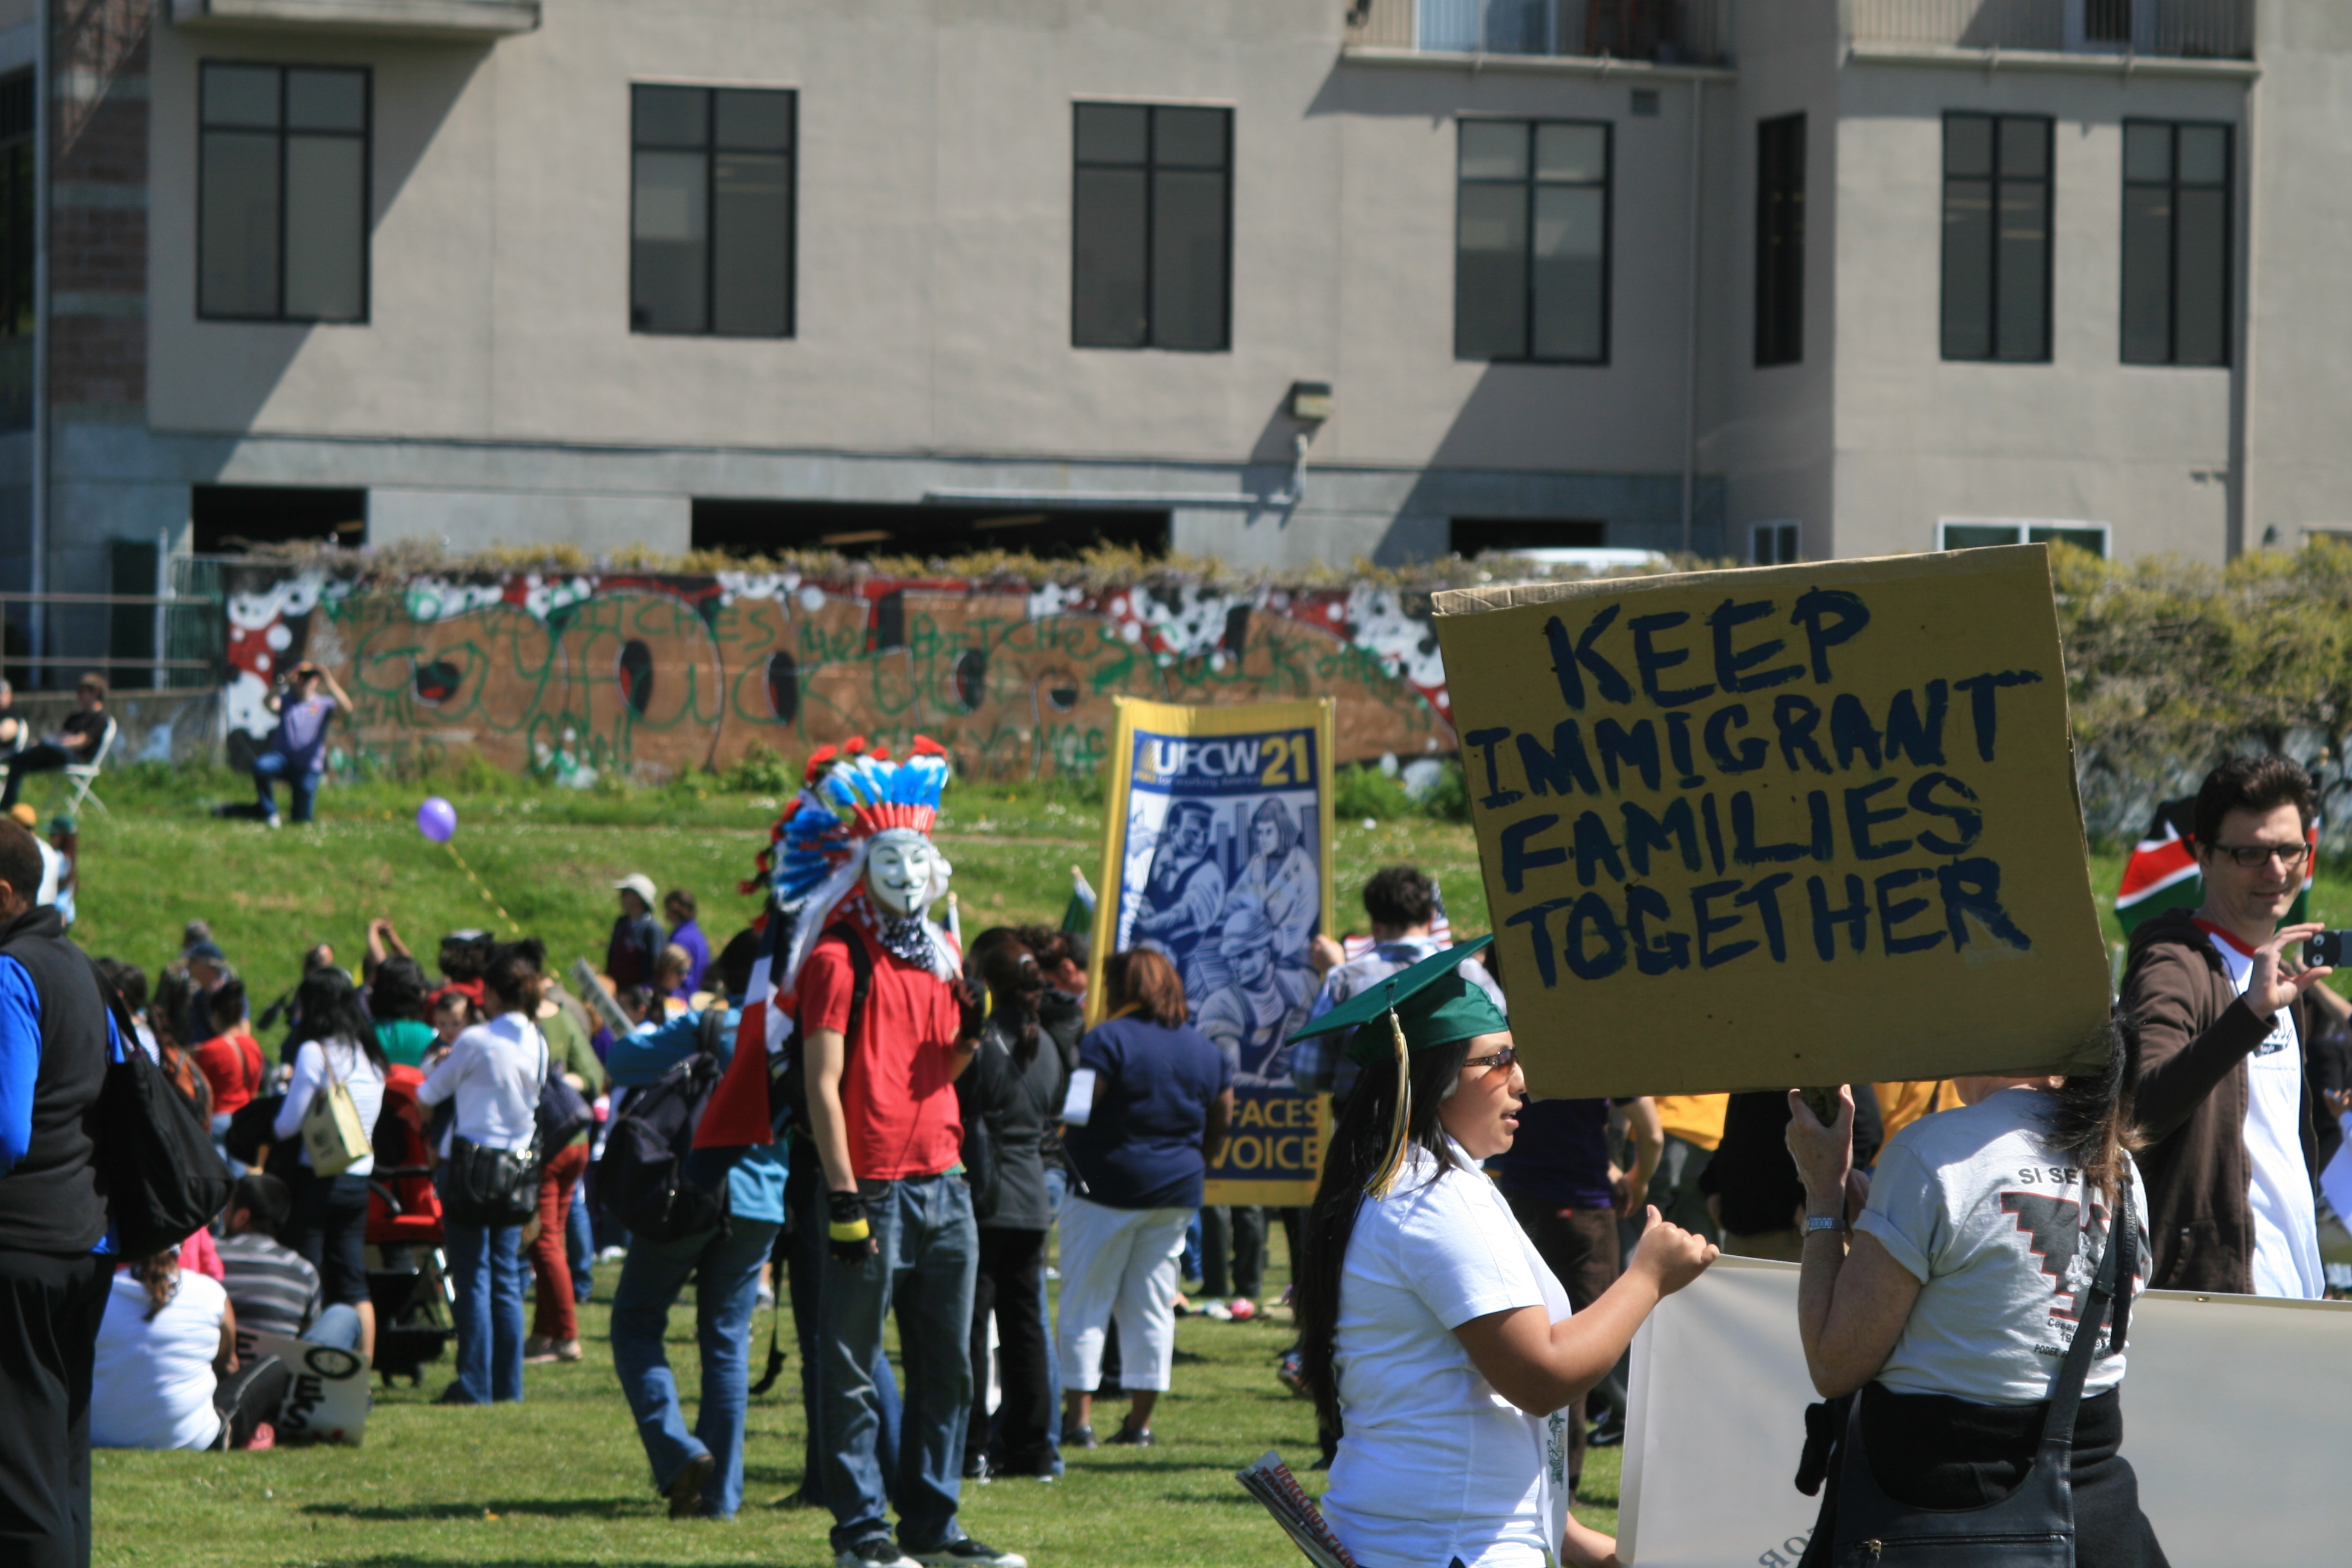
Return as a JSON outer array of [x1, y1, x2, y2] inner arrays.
[[1431, 546, 2110, 1097], [232, 1327, 371, 1446], [1090, 697, 1337, 1205]]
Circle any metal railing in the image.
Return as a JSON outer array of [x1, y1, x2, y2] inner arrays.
[[0, 592, 225, 693], [1346, 0, 1728, 66], [1851, 1, 2253, 60]]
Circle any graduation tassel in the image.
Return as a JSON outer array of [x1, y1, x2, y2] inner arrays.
[[1365, 1005, 1413, 1198]]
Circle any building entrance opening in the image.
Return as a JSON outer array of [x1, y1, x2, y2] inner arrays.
[[192, 486, 367, 554]]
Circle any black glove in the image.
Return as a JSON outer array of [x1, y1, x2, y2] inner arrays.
[[955, 978, 987, 1043], [827, 1189, 873, 1264]]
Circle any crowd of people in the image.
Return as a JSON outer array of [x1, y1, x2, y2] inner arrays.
[[0, 736, 2345, 1568]]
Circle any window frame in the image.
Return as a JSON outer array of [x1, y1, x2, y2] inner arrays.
[[195, 60, 373, 325], [628, 83, 799, 340], [1938, 111, 2054, 365], [1068, 101, 1235, 353], [1749, 520, 1802, 565], [1754, 113, 1805, 368], [1935, 518, 2110, 558], [2119, 117, 2233, 368], [1454, 115, 1614, 366]]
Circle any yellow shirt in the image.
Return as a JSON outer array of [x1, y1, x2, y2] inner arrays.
[[1874, 1080, 1961, 1143], [1653, 1094, 1728, 1152]]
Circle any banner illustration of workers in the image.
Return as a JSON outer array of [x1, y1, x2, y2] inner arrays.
[[1432, 544, 2112, 1099], [1091, 696, 1337, 1205]]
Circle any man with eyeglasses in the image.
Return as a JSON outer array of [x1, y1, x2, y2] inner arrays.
[[2121, 753, 2333, 1298]]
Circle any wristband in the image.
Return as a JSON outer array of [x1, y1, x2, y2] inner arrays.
[[1804, 1214, 1846, 1235]]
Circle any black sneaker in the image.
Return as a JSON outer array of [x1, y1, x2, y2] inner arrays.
[[1061, 1422, 1098, 1449], [835, 1540, 919, 1568], [1108, 1423, 1154, 1447], [432, 1383, 478, 1406], [911, 1538, 1028, 1567]]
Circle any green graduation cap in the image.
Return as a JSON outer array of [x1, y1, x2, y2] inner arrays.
[[1288, 934, 1505, 1062], [1288, 935, 1507, 1197]]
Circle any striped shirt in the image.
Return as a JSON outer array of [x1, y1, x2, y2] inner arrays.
[[217, 1231, 321, 1337]]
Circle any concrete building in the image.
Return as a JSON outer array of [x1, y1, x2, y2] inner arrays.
[[0, 0, 2338, 671]]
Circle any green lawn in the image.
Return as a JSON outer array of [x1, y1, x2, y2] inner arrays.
[[93, 1263, 1624, 1567]]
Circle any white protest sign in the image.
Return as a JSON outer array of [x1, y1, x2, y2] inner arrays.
[[232, 1327, 372, 1446], [1619, 1258, 2352, 1566]]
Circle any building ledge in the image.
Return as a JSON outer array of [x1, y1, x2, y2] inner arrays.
[[1341, 45, 1734, 83], [170, 0, 540, 41], [1846, 41, 2256, 80]]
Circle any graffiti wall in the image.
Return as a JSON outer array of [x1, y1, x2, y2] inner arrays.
[[221, 569, 1457, 782]]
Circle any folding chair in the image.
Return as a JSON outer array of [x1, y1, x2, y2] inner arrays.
[[57, 716, 117, 817]]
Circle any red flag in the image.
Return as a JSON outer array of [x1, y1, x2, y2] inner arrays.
[[693, 913, 788, 1149]]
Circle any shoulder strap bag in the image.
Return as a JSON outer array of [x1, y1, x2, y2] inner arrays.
[[86, 955, 234, 1256], [1828, 1174, 2138, 1567], [299, 1040, 374, 1178], [443, 1027, 544, 1227]]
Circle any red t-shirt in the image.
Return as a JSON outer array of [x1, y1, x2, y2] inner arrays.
[[192, 1030, 265, 1116], [797, 928, 964, 1181]]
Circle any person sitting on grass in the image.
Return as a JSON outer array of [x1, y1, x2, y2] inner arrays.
[[217, 1174, 364, 1353], [0, 673, 107, 812], [92, 1247, 290, 1452], [189, 981, 264, 1174]]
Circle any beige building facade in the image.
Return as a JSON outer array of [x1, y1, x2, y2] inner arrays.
[[1, 1, 2343, 670]]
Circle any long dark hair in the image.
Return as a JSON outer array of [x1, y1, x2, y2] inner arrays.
[[979, 941, 1046, 1063], [2047, 1010, 2145, 1209], [370, 955, 431, 1023], [293, 968, 385, 1071], [1295, 1035, 1472, 1441]]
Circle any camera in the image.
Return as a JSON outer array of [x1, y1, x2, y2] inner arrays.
[[2304, 931, 2352, 969]]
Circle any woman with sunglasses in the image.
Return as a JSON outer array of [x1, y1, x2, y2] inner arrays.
[[1292, 938, 1717, 1568]]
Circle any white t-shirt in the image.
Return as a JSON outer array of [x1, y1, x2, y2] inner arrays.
[[1321, 1139, 1572, 1568], [419, 1014, 546, 1155], [1856, 1088, 2151, 1406], [2201, 929, 2325, 1299], [92, 1270, 226, 1451], [271, 1036, 387, 1175]]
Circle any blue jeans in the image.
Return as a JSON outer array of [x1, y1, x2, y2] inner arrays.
[[1039, 1164, 1070, 1472], [443, 1215, 528, 1403], [610, 1218, 780, 1519], [789, 1151, 902, 1508], [818, 1172, 978, 1553], [305, 1302, 364, 1352], [567, 1178, 595, 1304], [209, 1111, 244, 1179], [252, 750, 321, 823]]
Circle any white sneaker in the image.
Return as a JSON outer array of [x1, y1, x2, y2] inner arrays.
[[836, 1540, 920, 1568], [596, 1245, 628, 1264]]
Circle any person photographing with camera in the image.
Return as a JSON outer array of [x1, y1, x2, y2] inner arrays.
[[214, 660, 353, 828], [2119, 754, 2334, 1298]]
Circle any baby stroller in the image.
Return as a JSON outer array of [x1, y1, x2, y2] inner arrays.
[[366, 1064, 457, 1385]]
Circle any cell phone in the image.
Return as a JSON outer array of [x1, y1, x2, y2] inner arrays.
[[2304, 932, 2352, 968]]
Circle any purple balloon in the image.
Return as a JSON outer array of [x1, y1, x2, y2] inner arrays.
[[416, 796, 458, 843]]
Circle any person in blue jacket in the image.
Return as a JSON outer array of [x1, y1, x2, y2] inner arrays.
[[605, 929, 790, 1521]]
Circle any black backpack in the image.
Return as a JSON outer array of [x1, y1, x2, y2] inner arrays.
[[595, 1007, 735, 1244], [87, 960, 234, 1257]]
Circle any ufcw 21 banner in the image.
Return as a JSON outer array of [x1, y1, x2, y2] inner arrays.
[[1091, 697, 1336, 1206]]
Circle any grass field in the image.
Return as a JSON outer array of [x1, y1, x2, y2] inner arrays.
[[67, 762, 2350, 1564], [93, 1258, 1628, 1568]]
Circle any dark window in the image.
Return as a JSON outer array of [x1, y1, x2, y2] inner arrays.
[[1449, 120, 1618, 364], [2122, 121, 2231, 367], [1456, 119, 1610, 364], [1751, 521, 1801, 564], [1941, 114, 2051, 363], [690, 498, 1169, 561], [1449, 518, 1606, 557], [1755, 114, 1805, 368], [2086, 0, 2134, 43], [191, 485, 367, 554], [0, 73, 33, 430], [1937, 520, 2108, 558], [198, 63, 370, 322], [1071, 103, 1232, 351], [632, 85, 795, 337]]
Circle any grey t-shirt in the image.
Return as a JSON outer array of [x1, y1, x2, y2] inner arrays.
[[1855, 1086, 2149, 1405]]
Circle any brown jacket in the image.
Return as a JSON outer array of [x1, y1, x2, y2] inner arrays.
[[2120, 908, 2318, 1294]]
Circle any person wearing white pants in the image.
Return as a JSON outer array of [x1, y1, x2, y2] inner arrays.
[[1054, 950, 1232, 1448]]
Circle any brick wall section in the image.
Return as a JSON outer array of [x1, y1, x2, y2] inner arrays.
[[50, 1, 152, 414]]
